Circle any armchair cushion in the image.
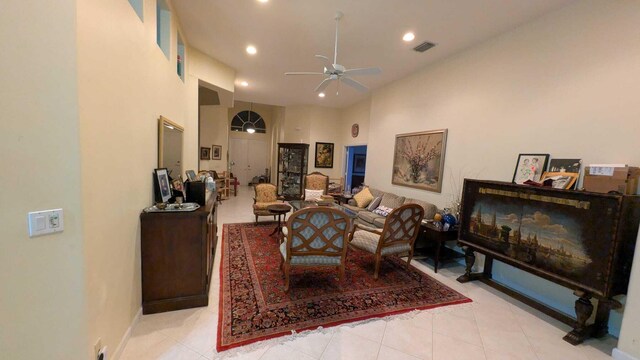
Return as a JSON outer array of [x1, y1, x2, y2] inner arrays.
[[253, 201, 282, 210], [304, 189, 324, 200], [350, 230, 412, 256], [279, 240, 342, 266]]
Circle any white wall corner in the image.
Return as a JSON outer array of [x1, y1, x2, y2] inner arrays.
[[112, 308, 142, 360], [613, 348, 640, 360]]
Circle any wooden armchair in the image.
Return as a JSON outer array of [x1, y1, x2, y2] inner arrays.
[[348, 204, 424, 279], [280, 207, 351, 291], [302, 172, 333, 201], [252, 183, 283, 223]]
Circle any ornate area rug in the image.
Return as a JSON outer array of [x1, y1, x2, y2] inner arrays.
[[217, 222, 471, 351]]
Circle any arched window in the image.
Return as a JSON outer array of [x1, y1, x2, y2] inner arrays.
[[231, 111, 266, 134]]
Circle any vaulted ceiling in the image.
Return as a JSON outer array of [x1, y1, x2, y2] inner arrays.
[[173, 0, 576, 108]]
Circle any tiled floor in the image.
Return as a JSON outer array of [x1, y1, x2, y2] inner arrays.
[[120, 187, 616, 359]]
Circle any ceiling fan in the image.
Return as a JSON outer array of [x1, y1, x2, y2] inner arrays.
[[285, 11, 382, 95]]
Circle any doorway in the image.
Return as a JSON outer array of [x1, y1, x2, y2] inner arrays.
[[229, 138, 268, 185], [344, 145, 367, 192]]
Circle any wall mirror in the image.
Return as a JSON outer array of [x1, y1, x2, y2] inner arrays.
[[158, 116, 184, 179]]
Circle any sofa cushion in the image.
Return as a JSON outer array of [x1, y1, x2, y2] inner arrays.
[[373, 217, 386, 228], [358, 211, 385, 225], [366, 196, 383, 211], [404, 198, 437, 220], [353, 187, 374, 208], [380, 192, 405, 209], [304, 189, 324, 200], [368, 187, 385, 199], [342, 204, 367, 213]]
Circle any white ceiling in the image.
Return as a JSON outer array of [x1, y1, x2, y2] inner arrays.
[[173, 0, 576, 108]]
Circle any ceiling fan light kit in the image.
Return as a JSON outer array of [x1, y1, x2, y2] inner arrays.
[[285, 11, 382, 96]]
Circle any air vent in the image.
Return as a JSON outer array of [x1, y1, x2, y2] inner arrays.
[[413, 41, 436, 53]]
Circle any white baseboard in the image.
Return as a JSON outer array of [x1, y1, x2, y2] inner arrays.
[[613, 348, 640, 360], [112, 307, 142, 360]]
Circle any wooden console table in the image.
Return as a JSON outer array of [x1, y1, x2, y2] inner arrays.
[[140, 196, 217, 314]]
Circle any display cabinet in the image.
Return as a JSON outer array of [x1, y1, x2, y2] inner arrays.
[[276, 143, 309, 200]]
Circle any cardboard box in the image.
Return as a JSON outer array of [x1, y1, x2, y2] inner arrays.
[[583, 166, 640, 195]]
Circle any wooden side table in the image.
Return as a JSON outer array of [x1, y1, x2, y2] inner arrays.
[[267, 204, 291, 237], [414, 222, 460, 273]]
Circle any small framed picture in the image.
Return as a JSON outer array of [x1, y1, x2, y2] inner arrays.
[[512, 154, 550, 184], [185, 170, 197, 182], [315, 142, 334, 168], [548, 158, 582, 174], [154, 168, 172, 203], [200, 147, 210, 160], [541, 171, 578, 190], [171, 175, 185, 199], [212, 145, 222, 160]]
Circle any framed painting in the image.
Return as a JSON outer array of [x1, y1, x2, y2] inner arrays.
[[512, 154, 550, 184], [315, 142, 334, 168], [154, 168, 172, 203], [541, 171, 579, 190], [548, 158, 582, 174], [200, 147, 210, 160], [185, 170, 197, 182], [392, 129, 448, 192], [212, 145, 222, 160]]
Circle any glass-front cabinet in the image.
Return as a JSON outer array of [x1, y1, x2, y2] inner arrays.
[[277, 143, 309, 200]]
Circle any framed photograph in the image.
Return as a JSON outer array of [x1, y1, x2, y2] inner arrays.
[[200, 147, 210, 160], [549, 158, 582, 174], [212, 145, 222, 160], [353, 154, 366, 173], [512, 154, 550, 184], [315, 142, 334, 168], [185, 170, 197, 182], [392, 129, 448, 192], [540, 171, 579, 190], [154, 168, 172, 203]]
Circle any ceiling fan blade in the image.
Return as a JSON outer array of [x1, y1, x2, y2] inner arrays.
[[343, 67, 382, 76], [314, 78, 332, 93], [341, 77, 369, 93], [285, 72, 325, 76], [315, 55, 335, 71]]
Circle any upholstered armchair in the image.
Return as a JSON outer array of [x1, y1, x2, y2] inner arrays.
[[280, 207, 351, 291], [348, 204, 424, 279], [252, 183, 283, 223], [302, 172, 333, 201]]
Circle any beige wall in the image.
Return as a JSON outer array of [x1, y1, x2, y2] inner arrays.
[[283, 105, 343, 179], [0, 1, 90, 359], [199, 105, 229, 172], [77, 0, 235, 358], [344, 0, 640, 356], [340, 97, 371, 147]]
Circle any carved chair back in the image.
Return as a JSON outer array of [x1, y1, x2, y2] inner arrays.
[[254, 183, 278, 203], [304, 172, 329, 194], [378, 204, 424, 252], [285, 207, 350, 260]]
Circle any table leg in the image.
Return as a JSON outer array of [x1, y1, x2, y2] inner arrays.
[[270, 214, 283, 236], [435, 239, 442, 273]]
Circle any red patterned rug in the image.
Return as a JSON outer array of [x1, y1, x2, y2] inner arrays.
[[217, 222, 471, 351]]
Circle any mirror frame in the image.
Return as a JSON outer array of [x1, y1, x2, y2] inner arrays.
[[158, 116, 184, 171]]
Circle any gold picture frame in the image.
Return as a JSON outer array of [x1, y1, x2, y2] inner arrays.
[[540, 171, 579, 190]]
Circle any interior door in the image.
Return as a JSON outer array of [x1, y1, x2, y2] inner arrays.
[[229, 138, 268, 185]]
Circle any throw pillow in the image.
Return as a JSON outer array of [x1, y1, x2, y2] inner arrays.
[[353, 187, 374, 208], [367, 196, 382, 211], [305, 189, 324, 201], [372, 205, 394, 217]]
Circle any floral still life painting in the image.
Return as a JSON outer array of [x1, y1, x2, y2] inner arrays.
[[392, 129, 448, 192]]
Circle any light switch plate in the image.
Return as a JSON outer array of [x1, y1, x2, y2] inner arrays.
[[28, 209, 64, 237]]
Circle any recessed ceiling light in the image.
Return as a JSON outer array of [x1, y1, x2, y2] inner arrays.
[[240, 81, 249, 87], [257, 0, 268, 3], [246, 45, 257, 55], [318, 92, 325, 98], [403, 32, 415, 42]]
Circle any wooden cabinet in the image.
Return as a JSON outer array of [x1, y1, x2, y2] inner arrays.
[[140, 197, 217, 314], [277, 143, 309, 200], [457, 180, 640, 344]]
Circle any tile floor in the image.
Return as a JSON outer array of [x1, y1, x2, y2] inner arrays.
[[121, 187, 616, 360]]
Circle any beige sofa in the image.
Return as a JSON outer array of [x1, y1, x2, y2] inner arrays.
[[343, 187, 437, 228]]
